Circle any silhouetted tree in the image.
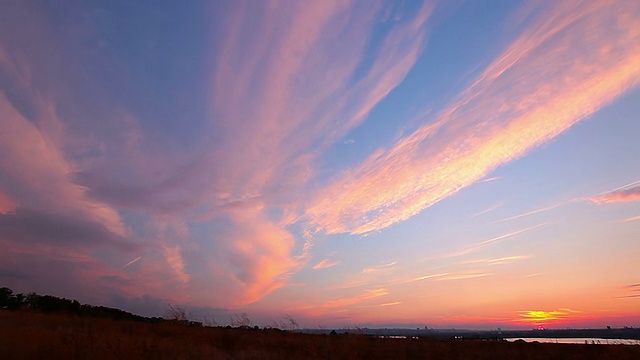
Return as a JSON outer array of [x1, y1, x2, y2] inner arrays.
[[0, 286, 149, 322], [165, 304, 189, 324], [0, 287, 15, 309]]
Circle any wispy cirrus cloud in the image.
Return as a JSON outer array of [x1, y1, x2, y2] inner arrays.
[[400, 269, 494, 283], [378, 301, 402, 307], [306, 0, 640, 235], [162, 246, 189, 286], [472, 203, 503, 218], [0, 93, 126, 236], [313, 258, 340, 270], [492, 204, 562, 224], [122, 256, 142, 268], [361, 260, 397, 274], [403, 273, 450, 283], [460, 255, 530, 266], [321, 288, 390, 309], [201, 1, 434, 303], [448, 223, 546, 257], [0, 1, 435, 307], [209, 1, 434, 200], [588, 185, 640, 204], [435, 273, 492, 281], [618, 283, 640, 298]]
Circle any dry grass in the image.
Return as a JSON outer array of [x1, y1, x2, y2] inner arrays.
[[1, 311, 639, 359]]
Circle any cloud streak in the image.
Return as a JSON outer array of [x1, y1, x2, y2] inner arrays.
[[588, 185, 640, 204], [306, 0, 640, 235], [361, 261, 397, 274], [321, 288, 389, 309], [313, 259, 340, 270], [448, 223, 546, 257], [460, 255, 530, 266], [123, 256, 142, 268]]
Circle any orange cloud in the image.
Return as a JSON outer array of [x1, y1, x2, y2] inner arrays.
[[222, 206, 300, 305], [306, 0, 640, 235], [379, 301, 401, 307]]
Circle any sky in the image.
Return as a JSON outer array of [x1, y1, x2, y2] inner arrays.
[[0, 0, 639, 329]]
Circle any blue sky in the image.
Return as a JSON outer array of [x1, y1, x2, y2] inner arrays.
[[1, 0, 639, 328]]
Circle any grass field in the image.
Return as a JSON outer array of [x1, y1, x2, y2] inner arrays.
[[1, 311, 639, 359]]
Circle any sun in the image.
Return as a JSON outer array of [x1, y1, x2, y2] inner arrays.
[[517, 309, 582, 326]]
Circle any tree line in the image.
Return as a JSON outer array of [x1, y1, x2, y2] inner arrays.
[[1, 286, 303, 330], [0, 286, 163, 323]]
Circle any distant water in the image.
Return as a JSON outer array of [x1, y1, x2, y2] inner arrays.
[[506, 338, 640, 345]]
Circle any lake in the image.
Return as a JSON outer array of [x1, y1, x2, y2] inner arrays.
[[506, 338, 640, 345]]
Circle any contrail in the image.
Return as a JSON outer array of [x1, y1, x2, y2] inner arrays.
[[449, 222, 547, 257], [492, 205, 560, 223], [123, 256, 142, 268]]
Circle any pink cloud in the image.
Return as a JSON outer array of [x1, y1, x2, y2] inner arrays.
[[208, 1, 434, 201], [0, 191, 15, 214], [312, 258, 340, 270], [305, 0, 640, 235], [200, 2, 435, 303], [122, 256, 142, 268], [220, 207, 299, 305], [0, 91, 125, 236], [588, 185, 640, 204], [163, 246, 190, 285], [1, 1, 436, 308]]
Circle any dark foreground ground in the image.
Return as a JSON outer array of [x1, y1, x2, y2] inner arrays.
[[1, 311, 639, 360]]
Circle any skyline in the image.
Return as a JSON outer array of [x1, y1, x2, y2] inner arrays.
[[0, 0, 639, 329]]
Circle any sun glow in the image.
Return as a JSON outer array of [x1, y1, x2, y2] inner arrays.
[[518, 309, 582, 325]]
